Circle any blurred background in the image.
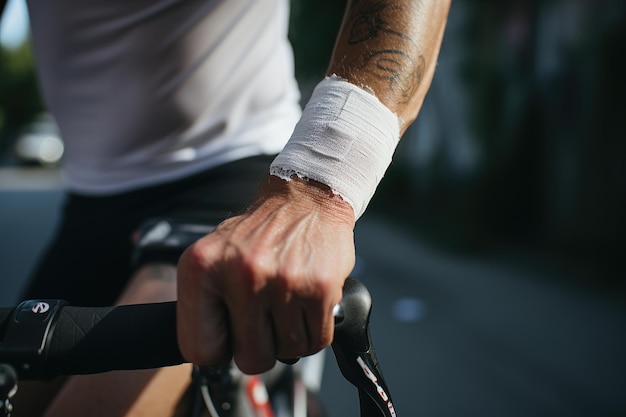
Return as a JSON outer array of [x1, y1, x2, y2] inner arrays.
[[290, 0, 626, 281], [1, 0, 625, 416]]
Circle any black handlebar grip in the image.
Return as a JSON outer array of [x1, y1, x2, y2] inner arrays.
[[29, 302, 182, 379]]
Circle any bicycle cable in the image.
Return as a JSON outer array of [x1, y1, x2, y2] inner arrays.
[[200, 383, 223, 417]]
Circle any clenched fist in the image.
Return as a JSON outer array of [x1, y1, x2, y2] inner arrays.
[[176, 176, 356, 374]]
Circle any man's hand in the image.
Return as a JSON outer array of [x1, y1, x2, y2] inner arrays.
[[176, 176, 356, 374]]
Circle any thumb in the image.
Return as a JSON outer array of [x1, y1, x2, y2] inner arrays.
[[176, 247, 232, 366]]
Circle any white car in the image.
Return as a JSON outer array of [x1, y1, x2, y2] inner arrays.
[[14, 113, 64, 166]]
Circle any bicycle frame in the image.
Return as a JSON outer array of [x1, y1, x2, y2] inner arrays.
[[0, 278, 396, 417]]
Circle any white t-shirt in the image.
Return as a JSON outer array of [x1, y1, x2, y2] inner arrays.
[[26, 0, 302, 194]]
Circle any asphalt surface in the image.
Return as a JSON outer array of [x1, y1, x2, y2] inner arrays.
[[1, 168, 625, 417]]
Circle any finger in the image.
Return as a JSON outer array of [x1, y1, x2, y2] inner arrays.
[[176, 248, 232, 366], [177, 295, 232, 366], [271, 305, 310, 361], [176, 239, 236, 367], [302, 293, 340, 356], [230, 297, 276, 375]]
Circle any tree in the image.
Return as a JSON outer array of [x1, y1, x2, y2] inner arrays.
[[288, 0, 345, 83], [0, 40, 44, 139]]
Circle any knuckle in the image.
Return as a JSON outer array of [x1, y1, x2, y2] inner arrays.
[[274, 268, 301, 293], [313, 274, 335, 297], [238, 249, 273, 281], [181, 241, 209, 271]]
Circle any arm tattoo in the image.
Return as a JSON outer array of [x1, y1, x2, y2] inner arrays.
[[348, 1, 414, 44], [366, 50, 425, 103], [345, 1, 425, 103]]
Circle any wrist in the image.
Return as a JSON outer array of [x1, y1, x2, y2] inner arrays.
[[257, 175, 355, 225], [270, 76, 400, 220]]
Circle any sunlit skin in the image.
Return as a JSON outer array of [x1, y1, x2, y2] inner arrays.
[[177, 0, 451, 375]]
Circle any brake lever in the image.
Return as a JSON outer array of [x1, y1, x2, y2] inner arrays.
[[332, 278, 396, 417]]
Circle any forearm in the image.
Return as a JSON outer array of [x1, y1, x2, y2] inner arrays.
[[328, 0, 451, 134], [177, 1, 451, 371], [269, 1, 450, 219]]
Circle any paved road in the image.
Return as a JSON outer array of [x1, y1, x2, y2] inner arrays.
[[323, 221, 626, 417], [1, 169, 625, 417]]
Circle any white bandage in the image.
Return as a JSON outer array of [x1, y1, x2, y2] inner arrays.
[[270, 76, 401, 219]]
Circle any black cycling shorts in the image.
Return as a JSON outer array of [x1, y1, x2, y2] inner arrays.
[[20, 155, 274, 306]]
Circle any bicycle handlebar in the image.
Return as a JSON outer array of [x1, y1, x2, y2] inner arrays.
[[4, 302, 184, 378], [0, 278, 396, 417]]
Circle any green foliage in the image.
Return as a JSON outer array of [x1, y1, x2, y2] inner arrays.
[[288, 0, 346, 81], [0, 41, 44, 135]]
